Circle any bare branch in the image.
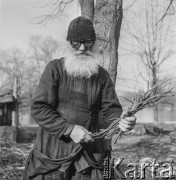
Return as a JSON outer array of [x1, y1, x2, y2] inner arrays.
[[158, 50, 175, 66], [33, 0, 74, 25], [156, 0, 174, 24]]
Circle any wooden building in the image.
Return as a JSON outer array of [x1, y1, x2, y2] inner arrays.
[[0, 93, 14, 126]]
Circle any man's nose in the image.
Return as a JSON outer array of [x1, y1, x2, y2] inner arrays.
[[79, 43, 86, 51]]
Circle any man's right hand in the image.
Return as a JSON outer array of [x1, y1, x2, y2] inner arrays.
[[70, 125, 93, 143]]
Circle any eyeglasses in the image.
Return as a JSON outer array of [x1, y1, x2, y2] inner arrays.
[[70, 40, 94, 50]]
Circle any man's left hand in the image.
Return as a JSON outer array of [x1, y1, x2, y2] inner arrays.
[[119, 113, 136, 132]]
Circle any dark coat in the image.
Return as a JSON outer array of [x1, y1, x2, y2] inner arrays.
[[23, 58, 122, 179]]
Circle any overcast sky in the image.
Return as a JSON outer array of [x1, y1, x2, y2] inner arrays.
[[0, 0, 79, 50]]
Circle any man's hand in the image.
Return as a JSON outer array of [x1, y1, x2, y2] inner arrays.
[[70, 125, 94, 143], [119, 112, 136, 132]]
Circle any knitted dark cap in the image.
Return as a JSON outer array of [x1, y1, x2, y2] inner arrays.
[[66, 16, 96, 41]]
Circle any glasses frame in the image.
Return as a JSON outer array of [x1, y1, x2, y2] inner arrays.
[[70, 40, 94, 51]]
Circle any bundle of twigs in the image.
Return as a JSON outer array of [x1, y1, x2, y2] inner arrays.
[[92, 81, 174, 143]]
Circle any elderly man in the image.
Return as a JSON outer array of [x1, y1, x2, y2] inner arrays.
[[23, 16, 136, 180]]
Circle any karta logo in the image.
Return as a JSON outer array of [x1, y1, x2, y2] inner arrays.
[[103, 158, 175, 179], [103, 157, 125, 179]]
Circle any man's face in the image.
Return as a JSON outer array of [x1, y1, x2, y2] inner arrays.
[[64, 39, 98, 78], [70, 40, 94, 56]]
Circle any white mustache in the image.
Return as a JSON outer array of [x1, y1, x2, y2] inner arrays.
[[75, 51, 92, 57]]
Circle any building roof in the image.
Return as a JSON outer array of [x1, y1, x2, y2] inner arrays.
[[0, 94, 14, 103]]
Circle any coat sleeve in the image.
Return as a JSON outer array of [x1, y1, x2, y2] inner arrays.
[[31, 60, 73, 138], [100, 69, 123, 128]]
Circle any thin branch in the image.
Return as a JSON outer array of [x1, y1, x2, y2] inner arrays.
[[156, 0, 174, 24], [158, 50, 175, 66], [34, 0, 74, 25]]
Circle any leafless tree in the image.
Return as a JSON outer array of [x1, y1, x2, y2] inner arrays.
[[0, 48, 29, 127], [121, 0, 176, 122], [28, 35, 60, 76], [0, 48, 26, 94], [0, 47, 40, 105], [23, 64, 40, 103]]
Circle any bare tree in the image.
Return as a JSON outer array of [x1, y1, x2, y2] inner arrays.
[[28, 35, 60, 76], [0, 47, 39, 105], [0, 48, 26, 94], [0, 48, 28, 127], [23, 64, 40, 104], [121, 0, 176, 122]]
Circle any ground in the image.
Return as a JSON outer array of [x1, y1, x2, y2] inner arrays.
[[112, 134, 176, 179], [0, 132, 176, 179]]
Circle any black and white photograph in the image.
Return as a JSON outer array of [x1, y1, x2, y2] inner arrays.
[[0, 0, 176, 179]]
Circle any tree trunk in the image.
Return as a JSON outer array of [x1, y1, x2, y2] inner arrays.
[[152, 65, 159, 122], [13, 76, 20, 127], [79, 0, 94, 22], [153, 105, 159, 122], [108, 0, 122, 84], [94, 0, 123, 85], [79, 0, 123, 85]]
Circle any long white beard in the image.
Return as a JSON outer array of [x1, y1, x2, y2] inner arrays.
[[64, 49, 99, 78]]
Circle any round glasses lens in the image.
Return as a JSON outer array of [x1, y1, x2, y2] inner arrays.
[[84, 41, 94, 49], [70, 41, 81, 50]]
